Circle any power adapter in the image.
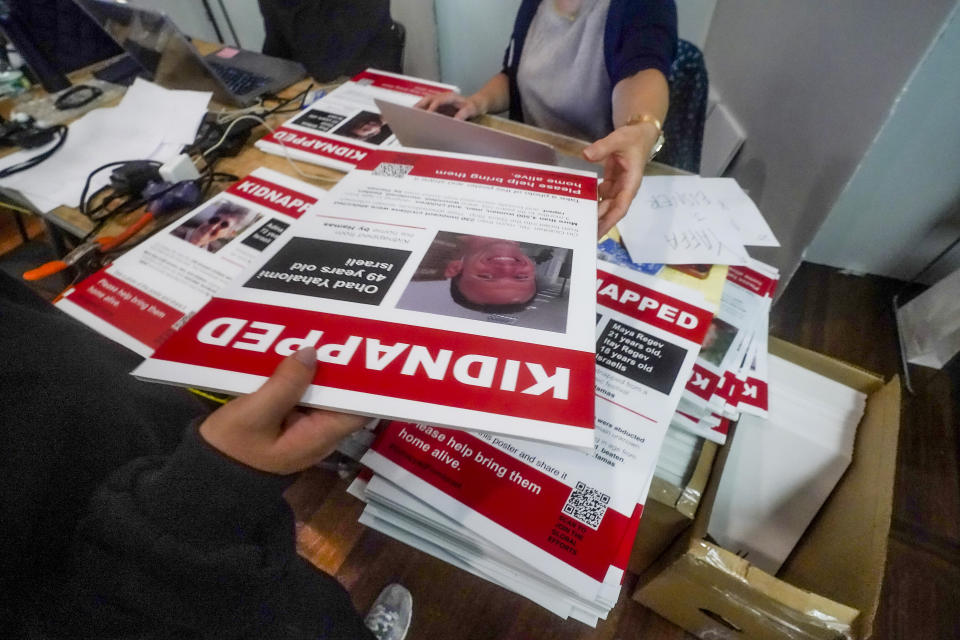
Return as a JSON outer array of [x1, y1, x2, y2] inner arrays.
[[210, 118, 260, 157], [0, 115, 58, 148], [159, 154, 201, 183], [110, 161, 162, 196], [10, 126, 59, 148], [186, 114, 265, 158]]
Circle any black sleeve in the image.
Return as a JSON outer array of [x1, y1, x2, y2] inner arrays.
[[59, 424, 302, 637], [258, 0, 399, 81], [0, 271, 208, 635], [258, 0, 293, 60], [606, 0, 678, 85], [1, 273, 372, 639], [59, 424, 376, 640]]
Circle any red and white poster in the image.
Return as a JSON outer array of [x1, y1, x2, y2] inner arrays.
[[135, 147, 600, 447], [729, 305, 772, 417], [671, 410, 730, 445], [351, 263, 714, 623], [55, 168, 325, 356], [256, 69, 458, 172], [676, 260, 778, 420]]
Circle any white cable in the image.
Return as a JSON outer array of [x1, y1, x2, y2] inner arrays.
[[213, 100, 265, 125], [203, 114, 339, 184]]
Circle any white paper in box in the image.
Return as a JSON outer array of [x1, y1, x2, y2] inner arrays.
[[707, 354, 867, 574]]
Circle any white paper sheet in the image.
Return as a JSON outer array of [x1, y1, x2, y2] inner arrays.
[[618, 175, 751, 265], [702, 177, 780, 247], [0, 80, 210, 212], [118, 78, 211, 146]]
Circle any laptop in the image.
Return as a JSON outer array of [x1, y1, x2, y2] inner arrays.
[[75, 0, 306, 106], [374, 98, 600, 173]]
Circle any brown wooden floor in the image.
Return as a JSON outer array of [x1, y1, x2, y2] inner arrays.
[[283, 262, 960, 639], [0, 208, 44, 256], [771, 264, 960, 640]]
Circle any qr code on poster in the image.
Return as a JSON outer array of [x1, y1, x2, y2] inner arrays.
[[372, 162, 413, 178], [562, 481, 610, 530]]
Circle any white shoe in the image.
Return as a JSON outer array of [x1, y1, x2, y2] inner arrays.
[[364, 583, 412, 640]]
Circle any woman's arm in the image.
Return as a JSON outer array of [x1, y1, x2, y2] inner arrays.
[[584, 68, 669, 238]]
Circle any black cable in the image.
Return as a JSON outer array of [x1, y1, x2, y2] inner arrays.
[[269, 102, 310, 115], [86, 190, 124, 221], [0, 125, 67, 178], [265, 85, 313, 115], [197, 152, 221, 195], [102, 174, 238, 255], [200, 0, 226, 42], [83, 179, 192, 243], [79, 160, 213, 241], [191, 86, 312, 164], [80, 161, 138, 216], [54, 85, 103, 111], [79, 160, 162, 217], [113, 180, 192, 217], [254, 85, 312, 112], [194, 169, 236, 198], [217, 0, 242, 47], [81, 218, 108, 243], [79, 161, 237, 248]]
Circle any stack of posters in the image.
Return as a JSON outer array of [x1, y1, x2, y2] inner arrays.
[[653, 423, 703, 489], [255, 69, 458, 172], [609, 174, 781, 447], [55, 168, 328, 356], [351, 261, 716, 625], [606, 171, 783, 485], [670, 260, 779, 446], [133, 147, 602, 446]]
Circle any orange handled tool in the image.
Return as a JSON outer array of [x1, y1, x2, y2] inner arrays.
[[22, 236, 114, 281], [22, 211, 156, 281], [21, 259, 71, 281]]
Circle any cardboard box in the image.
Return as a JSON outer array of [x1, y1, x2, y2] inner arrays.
[[633, 338, 900, 639], [628, 440, 717, 574]]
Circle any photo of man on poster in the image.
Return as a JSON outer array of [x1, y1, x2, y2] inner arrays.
[[397, 232, 572, 332]]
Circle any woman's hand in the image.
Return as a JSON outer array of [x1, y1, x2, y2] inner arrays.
[[583, 122, 660, 239], [414, 91, 484, 121], [416, 73, 510, 122], [199, 348, 368, 475]]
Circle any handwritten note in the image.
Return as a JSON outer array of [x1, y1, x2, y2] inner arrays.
[[704, 177, 779, 247], [618, 175, 752, 265]]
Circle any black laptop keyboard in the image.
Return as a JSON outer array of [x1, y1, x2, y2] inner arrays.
[[208, 61, 270, 95]]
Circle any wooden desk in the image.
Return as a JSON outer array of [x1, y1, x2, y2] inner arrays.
[[1, 46, 675, 250], [0, 47, 339, 240]]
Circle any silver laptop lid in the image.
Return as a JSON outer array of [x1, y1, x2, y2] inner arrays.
[[375, 98, 561, 166]]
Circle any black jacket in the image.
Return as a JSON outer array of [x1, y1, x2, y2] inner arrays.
[[0, 272, 372, 639]]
